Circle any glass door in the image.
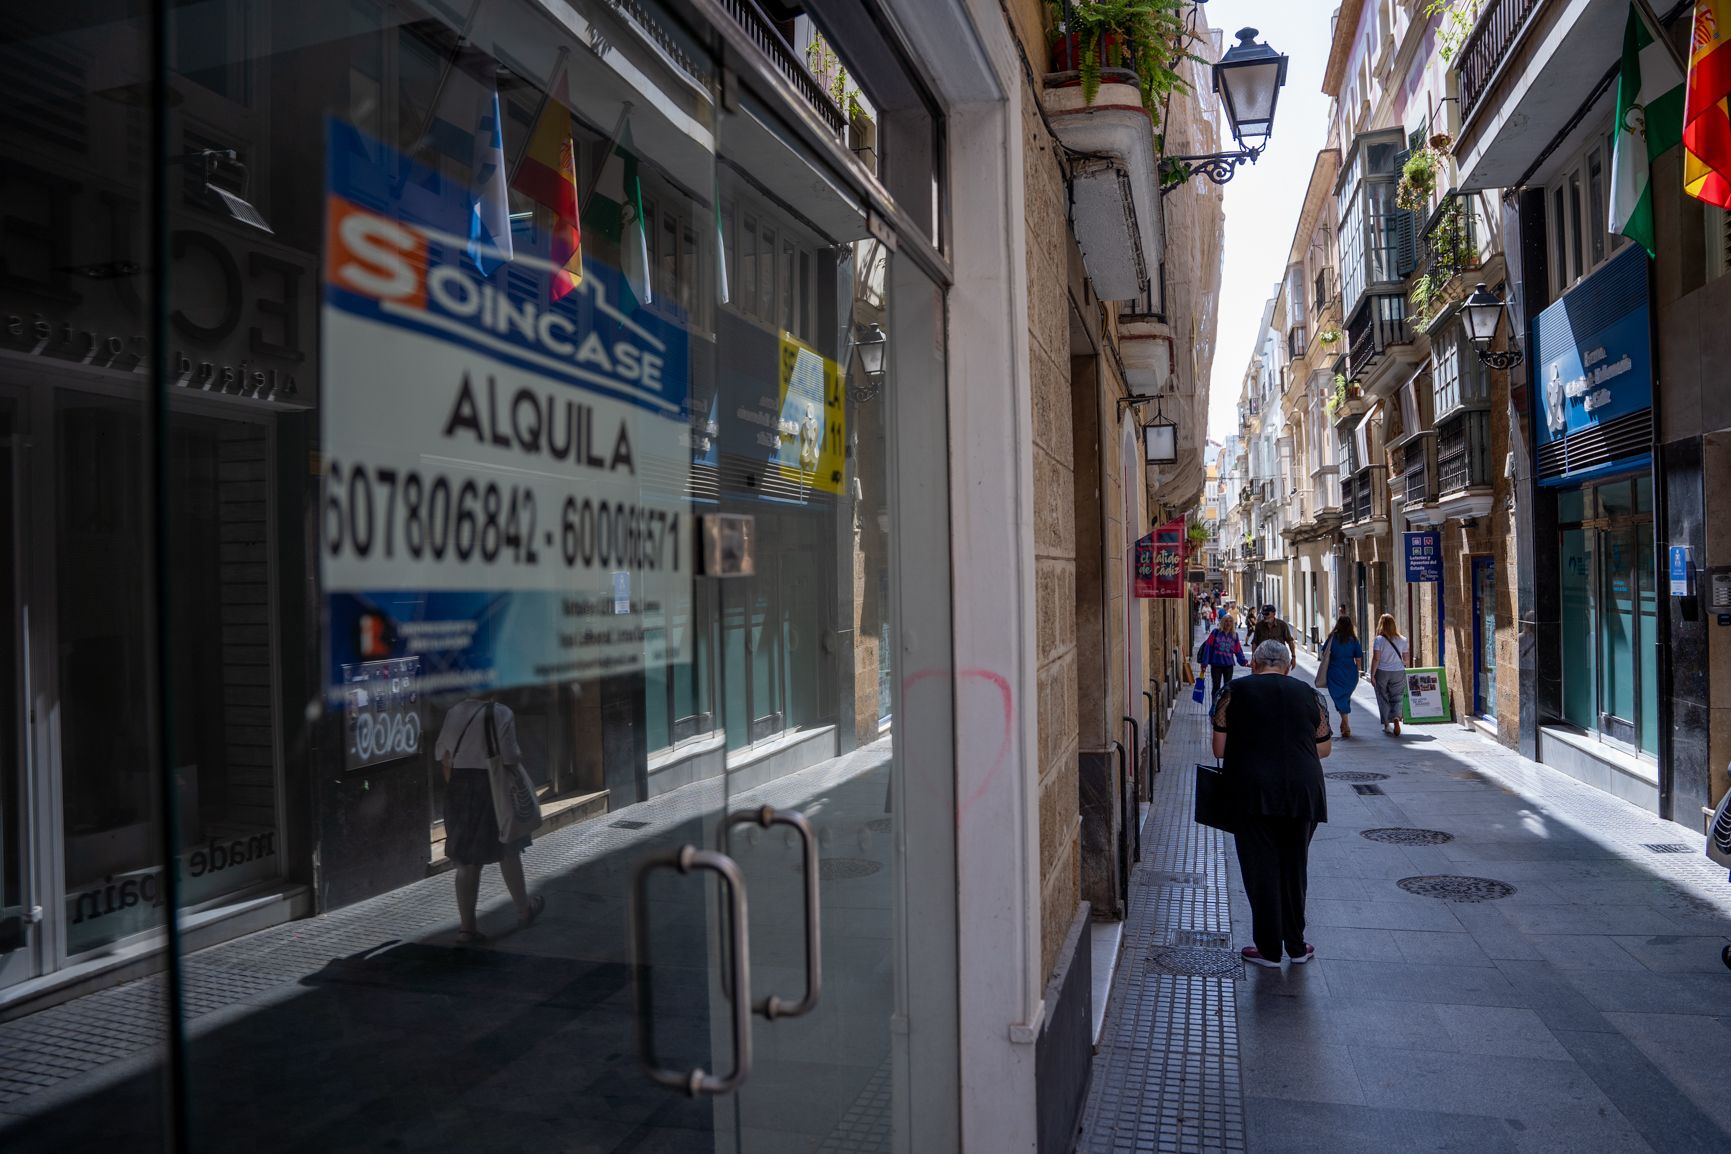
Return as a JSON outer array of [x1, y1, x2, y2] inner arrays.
[[1599, 527, 1639, 746], [1472, 556, 1496, 718], [0, 393, 37, 989]]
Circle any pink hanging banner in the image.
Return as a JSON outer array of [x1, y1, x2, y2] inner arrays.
[[1133, 533, 1158, 598], [1150, 518, 1187, 599]]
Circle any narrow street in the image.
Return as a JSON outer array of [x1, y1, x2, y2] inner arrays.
[[1080, 656, 1731, 1154]]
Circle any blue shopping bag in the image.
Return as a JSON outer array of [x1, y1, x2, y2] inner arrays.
[[1191, 676, 1206, 704]]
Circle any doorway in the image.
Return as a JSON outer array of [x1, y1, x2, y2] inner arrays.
[[1472, 556, 1496, 717]]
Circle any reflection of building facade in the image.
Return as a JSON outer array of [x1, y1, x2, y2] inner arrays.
[[2, 0, 1222, 1150]]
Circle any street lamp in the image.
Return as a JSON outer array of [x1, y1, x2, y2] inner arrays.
[[847, 322, 888, 402], [1119, 393, 1180, 464], [1161, 28, 1289, 192], [1462, 282, 1524, 370]]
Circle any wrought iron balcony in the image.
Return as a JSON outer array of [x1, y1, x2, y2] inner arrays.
[[1346, 293, 1413, 380], [720, 0, 847, 137], [1458, 0, 1550, 125], [1403, 461, 1431, 506], [1354, 471, 1374, 523], [1287, 324, 1308, 360], [1436, 412, 1492, 496]]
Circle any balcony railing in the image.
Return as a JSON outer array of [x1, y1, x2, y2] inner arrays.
[[1437, 412, 1492, 494], [1403, 461, 1431, 506], [1346, 293, 1412, 379], [1339, 472, 1357, 522], [1459, 0, 1550, 125], [1354, 471, 1374, 522], [1288, 324, 1308, 360], [719, 0, 847, 137]]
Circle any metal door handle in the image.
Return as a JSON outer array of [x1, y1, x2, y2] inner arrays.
[[726, 805, 821, 1019], [632, 845, 752, 1096]]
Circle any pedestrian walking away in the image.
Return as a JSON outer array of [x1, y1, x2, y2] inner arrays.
[[1198, 613, 1250, 708], [1372, 613, 1410, 736], [1250, 604, 1298, 671], [435, 696, 548, 945], [1317, 613, 1365, 739], [1212, 640, 1332, 968]]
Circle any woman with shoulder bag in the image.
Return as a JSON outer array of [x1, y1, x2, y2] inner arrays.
[[434, 695, 547, 945], [1371, 614, 1410, 736], [1198, 613, 1251, 708], [1320, 615, 1365, 738]]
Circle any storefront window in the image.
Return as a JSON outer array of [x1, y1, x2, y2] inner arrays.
[[4, 0, 958, 1148]]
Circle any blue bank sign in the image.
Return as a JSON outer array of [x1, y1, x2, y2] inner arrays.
[[1531, 245, 1653, 484]]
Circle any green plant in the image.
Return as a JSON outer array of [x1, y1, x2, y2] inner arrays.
[[1396, 147, 1439, 212], [1050, 0, 1197, 118], [1326, 373, 1350, 415], [1425, 198, 1480, 280], [1318, 327, 1341, 346], [1423, 0, 1483, 63], [1409, 272, 1436, 329]]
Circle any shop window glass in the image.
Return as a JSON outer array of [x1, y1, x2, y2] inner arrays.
[[1638, 524, 1658, 755], [1587, 150, 1607, 267], [1635, 474, 1653, 512], [1599, 528, 1638, 730], [1560, 528, 1597, 728], [1558, 488, 1586, 523]]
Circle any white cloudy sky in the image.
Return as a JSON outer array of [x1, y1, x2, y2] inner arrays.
[[1205, 2, 1340, 440]]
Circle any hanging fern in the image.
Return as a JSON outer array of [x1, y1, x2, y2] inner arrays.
[[1051, 0, 1195, 120]]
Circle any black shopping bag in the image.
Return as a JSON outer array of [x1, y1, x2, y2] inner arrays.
[[1194, 761, 1235, 833]]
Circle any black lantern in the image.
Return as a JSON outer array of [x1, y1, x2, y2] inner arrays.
[[1161, 29, 1289, 190], [847, 322, 888, 402], [1144, 419, 1178, 464], [1462, 282, 1523, 369], [1215, 28, 1289, 151]]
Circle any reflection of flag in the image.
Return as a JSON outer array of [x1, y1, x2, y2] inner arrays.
[[1684, 0, 1731, 208], [513, 60, 583, 300], [1609, 4, 1684, 256], [620, 125, 653, 305], [467, 79, 513, 274], [715, 195, 730, 305]]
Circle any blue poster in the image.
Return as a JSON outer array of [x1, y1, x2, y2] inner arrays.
[[1405, 530, 1441, 584]]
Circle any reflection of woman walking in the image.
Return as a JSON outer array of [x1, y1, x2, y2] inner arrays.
[[1372, 614, 1410, 736], [1321, 615, 1364, 738], [435, 697, 546, 944]]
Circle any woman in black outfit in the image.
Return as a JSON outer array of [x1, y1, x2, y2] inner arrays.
[[1212, 639, 1333, 968]]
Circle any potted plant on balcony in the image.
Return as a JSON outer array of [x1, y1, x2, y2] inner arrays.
[[1046, 0, 1194, 115], [1396, 146, 1439, 212], [1318, 326, 1341, 347]]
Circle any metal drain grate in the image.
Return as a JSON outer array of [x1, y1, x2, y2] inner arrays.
[[1641, 843, 1691, 854], [1327, 771, 1390, 782], [1147, 945, 1243, 977], [1352, 784, 1386, 796], [819, 857, 882, 880], [1153, 871, 1207, 886], [1361, 827, 1453, 845], [1166, 929, 1231, 949], [609, 819, 650, 830], [1397, 875, 1517, 902], [864, 818, 893, 833]]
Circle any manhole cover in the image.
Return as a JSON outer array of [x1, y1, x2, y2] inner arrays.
[[1361, 827, 1454, 845], [1352, 783, 1385, 796], [609, 819, 650, 830], [1327, 771, 1389, 782], [1167, 929, 1231, 949], [1642, 843, 1691, 854], [1148, 946, 1242, 977], [819, 857, 882, 880], [865, 818, 893, 833], [1396, 875, 1517, 902]]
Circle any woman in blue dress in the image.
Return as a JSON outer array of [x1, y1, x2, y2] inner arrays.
[[1321, 615, 1365, 738]]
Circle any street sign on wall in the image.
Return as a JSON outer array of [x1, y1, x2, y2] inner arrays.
[[1404, 531, 1441, 584]]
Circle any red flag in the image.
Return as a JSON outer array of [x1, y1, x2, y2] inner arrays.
[[1684, 0, 1731, 208], [513, 62, 584, 300]]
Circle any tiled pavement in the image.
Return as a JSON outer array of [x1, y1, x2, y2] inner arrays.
[[1081, 653, 1731, 1154]]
